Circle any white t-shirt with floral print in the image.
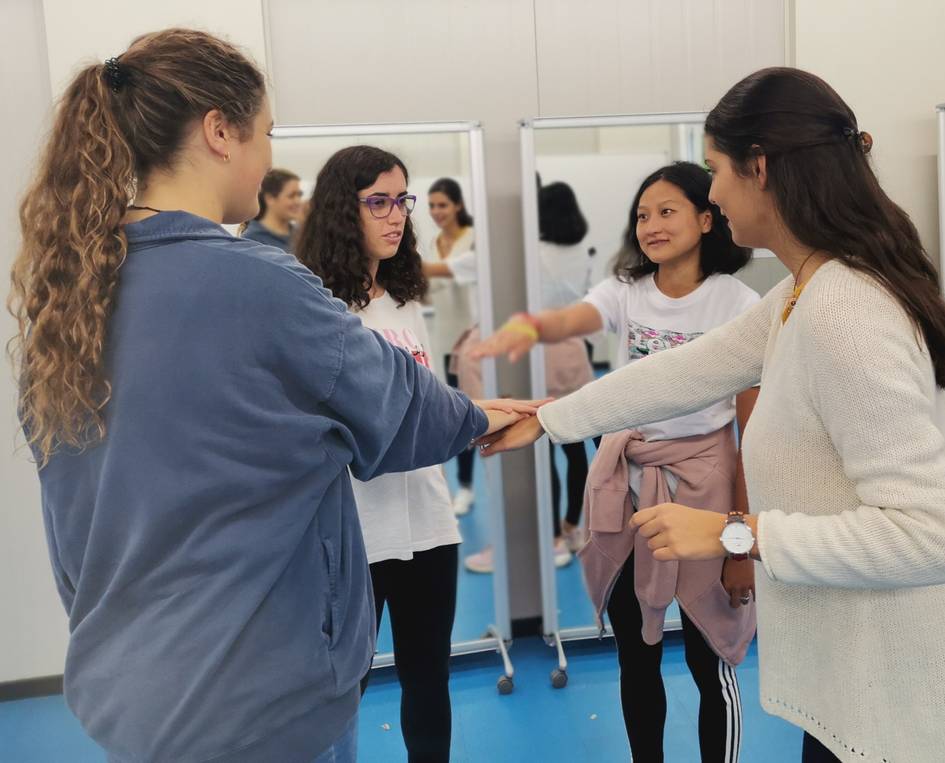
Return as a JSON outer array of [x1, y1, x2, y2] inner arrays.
[[584, 272, 759, 442]]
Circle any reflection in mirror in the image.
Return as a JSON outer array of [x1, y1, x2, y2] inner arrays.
[[267, 128, 507, 696], [529, 120, 788, 634], [495, 116, 792, 703]]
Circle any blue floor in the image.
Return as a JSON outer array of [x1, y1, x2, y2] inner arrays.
[[0, 635, 802, 762]]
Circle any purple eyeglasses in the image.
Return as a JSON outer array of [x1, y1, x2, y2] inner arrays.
[[358, 194, 417, 219]]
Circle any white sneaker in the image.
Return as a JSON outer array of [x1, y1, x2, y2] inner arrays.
[[464, 546, 494, 573], [452, 487, 475, 516], [553, 538, 573, 568]]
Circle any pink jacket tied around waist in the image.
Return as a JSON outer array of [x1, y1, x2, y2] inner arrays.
[[580, 423, 756, 666]]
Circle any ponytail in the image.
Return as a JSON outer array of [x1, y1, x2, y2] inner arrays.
[[9, 29, 265, 464], [11, 64, 134, 462]]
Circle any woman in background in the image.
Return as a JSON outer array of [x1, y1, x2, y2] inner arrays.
[[423, 177, 479, 517], [242, 167, 303, 252], [535, 181, 597, 562]]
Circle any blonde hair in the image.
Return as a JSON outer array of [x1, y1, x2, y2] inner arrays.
[[9, 28, 265, 465]]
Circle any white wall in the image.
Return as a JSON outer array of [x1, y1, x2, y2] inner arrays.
[[794, 0, 945, 270], [41, 0, 269, 100], [0, 0, 65, 685]]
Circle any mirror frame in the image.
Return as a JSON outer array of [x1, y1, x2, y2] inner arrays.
[[271, 122, 513, 678], [938, 104, 945, 293], [518, 112, 707, 660]]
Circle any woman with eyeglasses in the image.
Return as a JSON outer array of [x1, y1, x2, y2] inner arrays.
[[295, 146, 474, 763]]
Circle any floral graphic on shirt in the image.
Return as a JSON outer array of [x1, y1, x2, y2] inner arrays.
[[625, 319, 702, 360], [380, 327, 432, 370]]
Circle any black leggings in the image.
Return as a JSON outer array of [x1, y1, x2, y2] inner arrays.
[[361, 544, 458, 763], [445, 356, 473, 486], [607, 559, 743, 763], [548, 438, 600, 535]]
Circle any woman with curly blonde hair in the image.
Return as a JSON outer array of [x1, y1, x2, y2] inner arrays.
[[10, 27, 532, 763]]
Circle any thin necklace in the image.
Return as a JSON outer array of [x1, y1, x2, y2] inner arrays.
[[128, 204, 165, 214], [781, 251, 818, 324]]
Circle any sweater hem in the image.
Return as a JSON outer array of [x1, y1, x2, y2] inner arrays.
[[762, 695, 889, 763]]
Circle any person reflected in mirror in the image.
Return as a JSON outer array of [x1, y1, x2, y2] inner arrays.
[[534, 181, 599, 564], [241, 167, 303, 252], [422, 178, 478, 517], [476, 68, 945, 763], [11, 30, 537, 763], [294, 147, 536, 763], [474, 161, 760, 761]]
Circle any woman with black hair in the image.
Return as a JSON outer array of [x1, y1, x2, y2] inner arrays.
[[536, 181, 596, 565], [294, 147, 484, 763], [481, 68, 945, 763], [241, 167, 303, 252], [475, 162, 760, 762]]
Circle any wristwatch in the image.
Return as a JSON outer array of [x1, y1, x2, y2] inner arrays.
[[720, 511, 754, 560]]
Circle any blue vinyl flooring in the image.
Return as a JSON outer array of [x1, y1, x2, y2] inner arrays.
[[0, 635, 802, 762]]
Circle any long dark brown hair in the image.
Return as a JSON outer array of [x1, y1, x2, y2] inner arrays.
[[706, 67, 945, 387], [613, 161, 751, 283], [294, 146, 427, 310], [10, 28, 266, 464], [428, 177, 473, 228]]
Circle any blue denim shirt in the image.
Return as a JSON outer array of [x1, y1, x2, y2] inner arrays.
[[35, 212, 487, 762]]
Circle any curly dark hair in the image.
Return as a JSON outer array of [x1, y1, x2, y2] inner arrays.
[[294, 145, 427, 310], [613, 161, 751, 283]]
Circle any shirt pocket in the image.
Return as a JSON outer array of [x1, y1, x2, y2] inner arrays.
[[587, 487, 629, 533]]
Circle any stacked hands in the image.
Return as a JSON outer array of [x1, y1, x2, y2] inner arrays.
[[470, 317, 756, 609]]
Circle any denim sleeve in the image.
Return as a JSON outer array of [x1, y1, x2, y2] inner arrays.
[[266, 257, 488, 481]]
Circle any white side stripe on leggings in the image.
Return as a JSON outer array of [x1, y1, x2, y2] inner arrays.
[[718, 660, 742, 763]]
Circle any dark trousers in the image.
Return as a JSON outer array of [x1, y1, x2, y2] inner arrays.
[[445, 356, 473, 486], [361, 544, 458, 763], [802, 733, 842, 762], [607, 560, 743, 762], [549, 441, 589, 535], [549, 438, 600, 535]]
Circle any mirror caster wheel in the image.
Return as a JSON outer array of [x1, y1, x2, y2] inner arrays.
[[551, 668, 568, 689], [497, 675, 514, 695]]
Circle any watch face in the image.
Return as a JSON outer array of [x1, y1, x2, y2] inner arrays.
[[721, 522, 754, 554]]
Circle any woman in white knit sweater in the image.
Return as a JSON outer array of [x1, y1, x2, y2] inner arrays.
[[479, 68, 945, 763]]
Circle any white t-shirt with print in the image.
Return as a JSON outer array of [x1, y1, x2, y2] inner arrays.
[[350, 292, 461, 564], [584, 272, 760, 442]]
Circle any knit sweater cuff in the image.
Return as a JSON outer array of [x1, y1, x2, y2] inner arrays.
[[756, 511, 780, 582]]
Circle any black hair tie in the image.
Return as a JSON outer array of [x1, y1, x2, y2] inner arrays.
[[103, 57, 129, 93]]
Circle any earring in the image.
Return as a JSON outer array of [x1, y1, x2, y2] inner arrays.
[[223, 152, 230, 163]]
